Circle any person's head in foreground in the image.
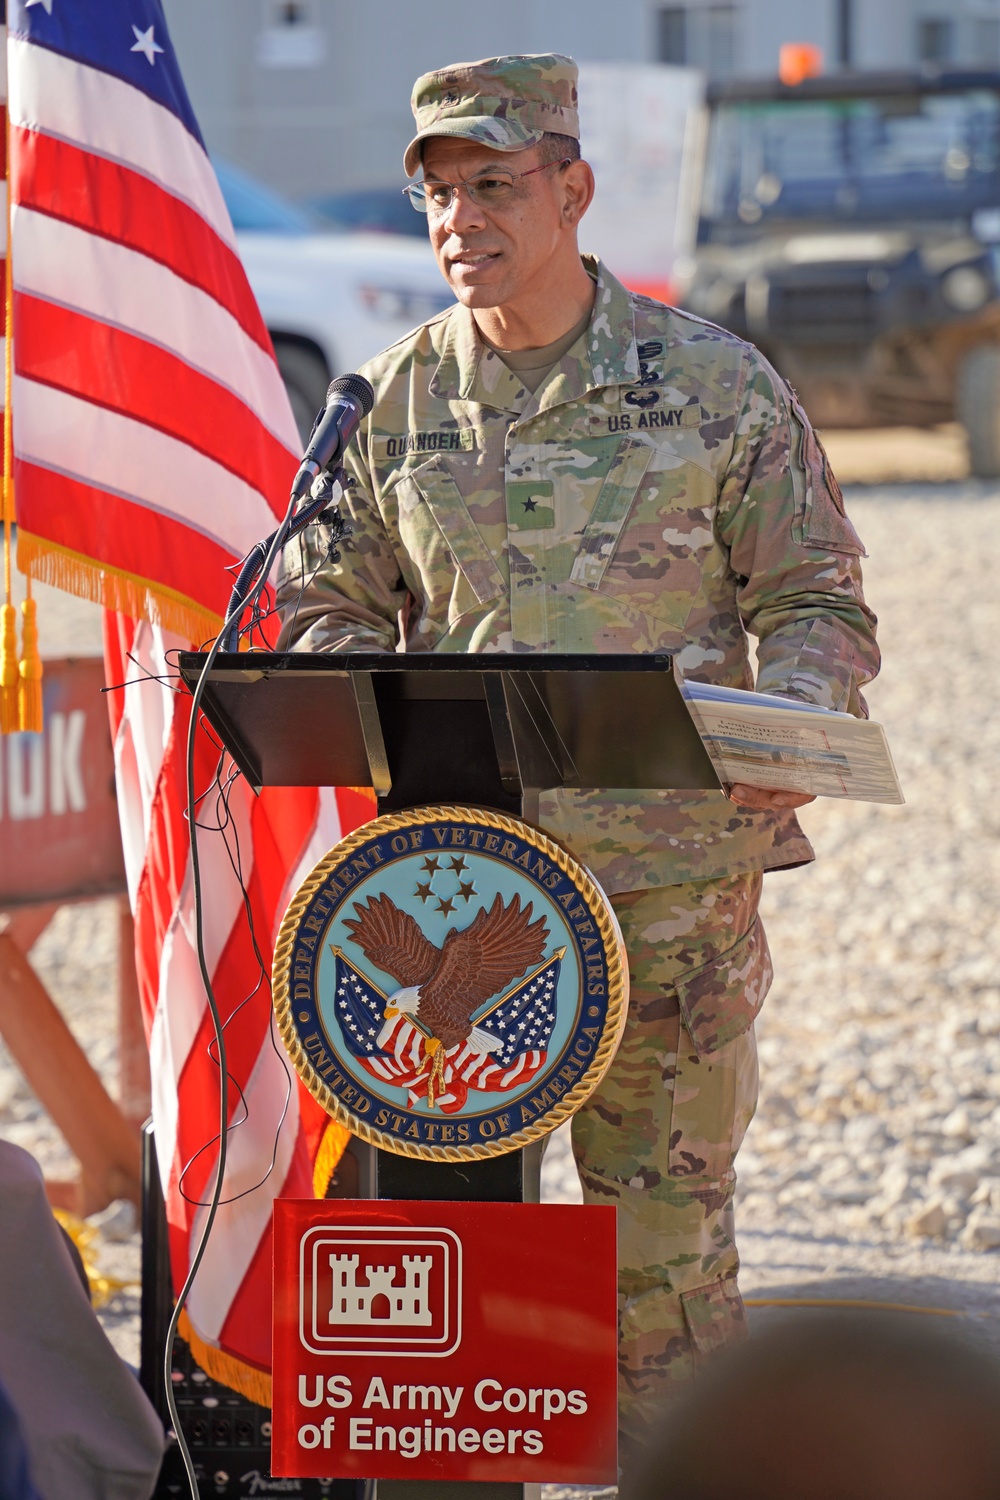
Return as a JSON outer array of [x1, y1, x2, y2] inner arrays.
[[626, 1310, 1000, 1500], [403, 53, 596, 339]]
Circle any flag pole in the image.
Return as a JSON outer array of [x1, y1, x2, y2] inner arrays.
[[1, 97, 18, 735], [3, 97, 42, 733]]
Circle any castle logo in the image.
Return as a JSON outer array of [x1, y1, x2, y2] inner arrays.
[[300, 1226, 461, 1357], [329, 1253, 433, 1327]]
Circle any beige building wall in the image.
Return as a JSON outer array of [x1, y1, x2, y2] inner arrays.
[[162, 0, 1000, 200]]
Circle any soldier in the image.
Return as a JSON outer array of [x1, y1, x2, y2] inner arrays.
[[277, 53, 879, 1465]]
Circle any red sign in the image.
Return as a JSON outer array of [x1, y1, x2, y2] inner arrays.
[[0, 657, 125, 906], [272, 1199, 618, 1485]]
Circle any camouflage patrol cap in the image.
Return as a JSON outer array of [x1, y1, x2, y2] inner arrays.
[[404, 53, 580, 177]]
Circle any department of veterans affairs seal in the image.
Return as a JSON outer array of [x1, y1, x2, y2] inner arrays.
[[273, 805, 627, 1160]]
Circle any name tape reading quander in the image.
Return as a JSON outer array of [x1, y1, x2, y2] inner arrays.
[[273, 806, 627, 1159]]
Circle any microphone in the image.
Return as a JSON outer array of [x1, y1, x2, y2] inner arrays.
[[290, 373, 375, 501]]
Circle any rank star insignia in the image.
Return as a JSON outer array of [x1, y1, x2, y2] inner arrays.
[[523, 497, 538, 511]]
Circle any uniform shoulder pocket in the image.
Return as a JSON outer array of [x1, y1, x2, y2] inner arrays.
[[789, 394, 865, 556], [405, 455, 506, 605]]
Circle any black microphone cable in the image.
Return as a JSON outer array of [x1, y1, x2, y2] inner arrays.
[[164, 487, 297, 1500], [223, 371, 372, 651], [163, 372, 373, 1498]]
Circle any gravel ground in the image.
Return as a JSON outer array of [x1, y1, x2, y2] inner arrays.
[[2, 455, 1000, 1496], [541, 476, 1000, 1377]]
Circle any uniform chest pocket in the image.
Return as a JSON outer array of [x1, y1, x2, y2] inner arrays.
[[569, 435, 706, 632], [570, 437, 654, 589], [398, 456, 506, 606]]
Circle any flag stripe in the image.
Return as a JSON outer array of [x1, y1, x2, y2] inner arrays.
[[14, 126, 272, 353], [7, 35, 231, 243], [185, 1033, 300, 1346], [11, 2, 376, 1398], [13, 208, 296, 446], [16, 294, 295, 503], [148, 709, 247, 1198], [15, 379, 277, 553], [14, 460, 237, 620], [9, 9, 205, 143], [216, 1125, 312, 1370], [173, 923, 284, 1218]]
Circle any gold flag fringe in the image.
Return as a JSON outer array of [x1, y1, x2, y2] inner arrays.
[[2, 100, 36, 735], [313, 1117, 351, 1198], [177, 1308, 273, 1408], [16, 532, 224, 646], [168, 1124, 349, 1407]]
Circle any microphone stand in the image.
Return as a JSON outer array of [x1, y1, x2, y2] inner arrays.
[[223, 469, 351, 652]]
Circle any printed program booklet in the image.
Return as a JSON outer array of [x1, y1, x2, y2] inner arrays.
[[677, 677, 904, 805]]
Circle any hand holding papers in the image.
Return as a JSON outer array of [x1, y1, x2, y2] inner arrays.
[[678, 678, 904, 805]]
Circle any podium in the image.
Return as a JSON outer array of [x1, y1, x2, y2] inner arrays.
[[168, 650, 719, 1498], [177, 649, 718, 1201], [176, 649, 717, 805]]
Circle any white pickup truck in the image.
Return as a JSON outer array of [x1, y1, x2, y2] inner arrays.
[[218, 161, 452, 441]]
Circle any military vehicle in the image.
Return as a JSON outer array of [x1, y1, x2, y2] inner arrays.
[[679, 71, 1000, 475]]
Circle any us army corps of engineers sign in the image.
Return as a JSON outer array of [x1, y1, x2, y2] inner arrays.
[[273, 805, 627, 1158]]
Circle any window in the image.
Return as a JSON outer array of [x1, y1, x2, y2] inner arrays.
[[974, 18, 1000, 67], [700, 90, 1000, 228], [258, 0, 325, 67], [657, 4, 739, 77], [657, 7, 688, 64], [704, 4, 737, 76], [918, 19, 955, 63], [836, 0, 854, 68]]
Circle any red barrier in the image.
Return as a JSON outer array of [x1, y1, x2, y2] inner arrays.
[[0, 656, 126, 906], [0, 658, 146, 1212]]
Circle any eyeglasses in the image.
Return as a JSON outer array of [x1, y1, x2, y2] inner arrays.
[[402, 159, 572, 216]]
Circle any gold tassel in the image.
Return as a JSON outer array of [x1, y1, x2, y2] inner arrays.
[[18, 592, 42, 732], [418, 1036, 447, 1110], [0, 602, 18, 734]]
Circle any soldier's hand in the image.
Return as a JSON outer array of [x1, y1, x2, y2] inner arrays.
[[727, 784, 817, 811]]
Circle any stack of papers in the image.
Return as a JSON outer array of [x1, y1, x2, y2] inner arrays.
[[678, 679, 904, 805]]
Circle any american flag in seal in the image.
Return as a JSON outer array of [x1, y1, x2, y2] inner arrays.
[[330, 892, 565, 1112]]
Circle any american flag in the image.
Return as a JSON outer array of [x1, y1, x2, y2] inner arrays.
[[8, 0, 373, 1401], [333, 951, 561, 1114]]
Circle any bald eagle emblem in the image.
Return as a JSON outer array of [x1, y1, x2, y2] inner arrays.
[[334, 893, 563, 1111]]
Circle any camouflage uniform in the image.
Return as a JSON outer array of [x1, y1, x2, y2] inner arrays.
[[277, 55, 879, 1445], [582, 873, 766, 1451]]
